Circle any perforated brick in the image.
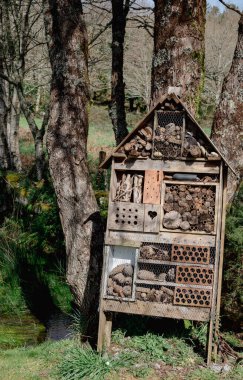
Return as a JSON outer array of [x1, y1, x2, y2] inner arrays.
[[172, 244, 210, 264], [174, 287, 212, 307], [176, 266, 214, 286]]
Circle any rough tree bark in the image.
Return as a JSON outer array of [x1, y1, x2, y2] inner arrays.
[[109, 0, 129, 145], [0, 78, 10, 170], [7, 87, 22, 172], [44, 0, 103, 318], [211, 13, 243, 201], [16, 85, 46, 180], [151, 0, 206, 115]]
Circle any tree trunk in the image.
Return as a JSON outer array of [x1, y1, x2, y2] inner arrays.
[[44, 0, 103, 316], [7, 87, 22, 171], [151, 0, 206, 116], [0, 79, 10, 170], [211, 14, 243, 201], [109, 0, 129, 145], [16, 85, 45, 180]]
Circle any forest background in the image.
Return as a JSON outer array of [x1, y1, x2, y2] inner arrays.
[[0, 0, 242, 379]]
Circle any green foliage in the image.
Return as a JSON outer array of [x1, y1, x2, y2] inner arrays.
[[222, 183, 243, 325], [126, 333, 170, 361], [0, 172, 73, 316], [112, 329, 202, 367], [58, 345, 125, 380], [184, 320, 208, 348]]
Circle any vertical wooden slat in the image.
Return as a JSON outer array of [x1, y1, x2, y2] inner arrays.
[[207, 162, 223, 365], [214, 165, 228, 358]]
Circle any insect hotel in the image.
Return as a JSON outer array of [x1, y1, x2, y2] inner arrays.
[[98, 93, 231, 363]]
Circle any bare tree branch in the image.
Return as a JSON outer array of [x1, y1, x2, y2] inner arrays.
[[218, 0, 242, 16], [89, 19, 112, 46]]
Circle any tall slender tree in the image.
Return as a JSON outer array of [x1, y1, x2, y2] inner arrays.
[[44, 0, 103, 317], [211, 4, 242, 201], [151, 0, 206, 115], [109, 0, 130, 145]]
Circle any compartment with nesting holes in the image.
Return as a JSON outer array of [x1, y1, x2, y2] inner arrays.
[[171, 244, 211, 264], [108, 202, 144, 231], [174, 287, 212, 307], [176, 266, 214, 286]]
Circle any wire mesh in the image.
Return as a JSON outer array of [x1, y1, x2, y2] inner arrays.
[[103, 243, 215, 319], [152, 111, 184, 159]]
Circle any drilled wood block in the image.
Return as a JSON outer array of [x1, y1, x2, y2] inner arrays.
[[144, 204, 161, 233], [108, 202, 144, 232], [143, 170, 163, 204], [172, 244, 210, 264], [176, 266, 214, 286], [174, 287, 212, 308]]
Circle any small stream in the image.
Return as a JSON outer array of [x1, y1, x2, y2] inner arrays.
[[0, 312, 73, 349]]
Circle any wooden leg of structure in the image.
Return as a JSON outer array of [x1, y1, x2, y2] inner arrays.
[[97, 306, 113, 352], [207, 319, 214, 365], [213, 167, 228, 360]]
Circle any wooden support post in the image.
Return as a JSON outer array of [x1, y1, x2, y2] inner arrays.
[[97, 304, 113, 352], [207, 163, 224, 365], [214, 166, 228, 359]]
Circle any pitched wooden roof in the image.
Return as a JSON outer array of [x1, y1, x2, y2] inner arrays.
[[100, 93, 235, 174]]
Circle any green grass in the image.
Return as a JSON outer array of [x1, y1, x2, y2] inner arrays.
[[0, 339, 72, 380], [19, 106, 143, 160], [0, 332, 242, 380], [0, 315, 45, 350]]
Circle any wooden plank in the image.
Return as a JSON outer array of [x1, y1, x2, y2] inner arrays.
[[207, 162, 224, 365], [136, 279, 212, 290], [97, 305, 113, 351], [144, 204, 161, 233], [143, 170, 163, 204], [138, 259, 214, 269], [163, 180, 219, 187], [105, 237, 141, 247], [108, 231, 216, 246], [108, 202, 144, 232], [161, 228, 216, 236], [103, 299, 210, 322], [114, 160, 220, 174], [214, 166, 228, 358]]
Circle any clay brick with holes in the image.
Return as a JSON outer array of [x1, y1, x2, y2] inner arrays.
[[176, 266, 214, 286], [174, 287, 212, 308], [171, 244, 210, 264], [108, 202, 144, 231]]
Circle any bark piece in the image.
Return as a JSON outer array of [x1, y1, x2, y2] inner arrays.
[[113, 272, 126, 285], [109, 264, 126, 277], [123, 264, 133, 277], [137, 270, 156, 281]]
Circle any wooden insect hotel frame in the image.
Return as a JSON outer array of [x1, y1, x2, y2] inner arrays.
[[98, 94, 232, 364]]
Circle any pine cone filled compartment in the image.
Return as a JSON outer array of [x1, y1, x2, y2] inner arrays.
[[104, 245, 138, 301], [162, 182, 217, 233]]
